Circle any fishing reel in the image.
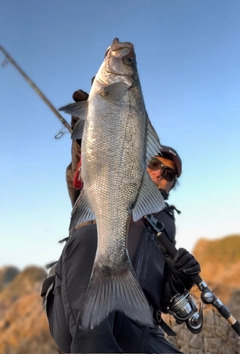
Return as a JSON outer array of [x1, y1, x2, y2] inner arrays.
[[168, 291, 203, 334]]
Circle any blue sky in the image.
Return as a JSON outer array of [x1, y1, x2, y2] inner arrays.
[[0, 0, 239, 270]]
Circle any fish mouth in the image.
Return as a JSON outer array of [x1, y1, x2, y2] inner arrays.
[[112, 38, 119, 45], [103, 38, 136, 84], [111, 37, 133, 49], [111, 38, 134, 57], [105, 38, 134, 58]]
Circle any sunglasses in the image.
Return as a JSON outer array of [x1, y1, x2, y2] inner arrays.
[[147, 157, 177, 182]]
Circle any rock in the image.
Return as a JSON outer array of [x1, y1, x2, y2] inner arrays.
[[0, 266, 19, 291], [0, 266, 58, 354]]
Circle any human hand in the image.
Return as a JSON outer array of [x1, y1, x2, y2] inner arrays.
[[72, 89, 89, 102], [172, 248, 201, 275]]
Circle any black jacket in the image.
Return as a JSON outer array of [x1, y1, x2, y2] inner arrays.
[[43, 204, 185, 353]]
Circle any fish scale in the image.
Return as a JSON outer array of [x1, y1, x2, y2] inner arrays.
[[59, 38, 165, 330]]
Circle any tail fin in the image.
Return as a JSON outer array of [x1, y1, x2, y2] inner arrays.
[[79, 257, 153, 330]]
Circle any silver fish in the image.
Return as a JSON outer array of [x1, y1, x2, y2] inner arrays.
[[59, 38, 165, 330]]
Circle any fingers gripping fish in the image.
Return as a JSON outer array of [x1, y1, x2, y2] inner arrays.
[[59, 38, 165, 330]]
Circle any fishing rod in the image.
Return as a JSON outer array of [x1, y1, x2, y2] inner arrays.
[[144, 215, 240, 336], [0, 45, 72, 138]]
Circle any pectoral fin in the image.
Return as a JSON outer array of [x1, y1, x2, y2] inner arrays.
[[99, 82, 129, 102], [59, 101, 88, 119]]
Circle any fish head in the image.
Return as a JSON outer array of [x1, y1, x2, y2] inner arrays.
[[96, 38, 138, 87]]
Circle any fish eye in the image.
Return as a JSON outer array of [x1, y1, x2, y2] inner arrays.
[[123, 57, 134, 66]]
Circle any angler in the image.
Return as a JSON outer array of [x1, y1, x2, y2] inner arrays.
[[42, 140, 202, 353]]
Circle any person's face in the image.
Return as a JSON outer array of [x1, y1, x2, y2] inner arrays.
[[147, 156, 177, 193]]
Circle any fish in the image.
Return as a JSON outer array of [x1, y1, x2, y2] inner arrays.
[[59, 38, 165, 330]]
